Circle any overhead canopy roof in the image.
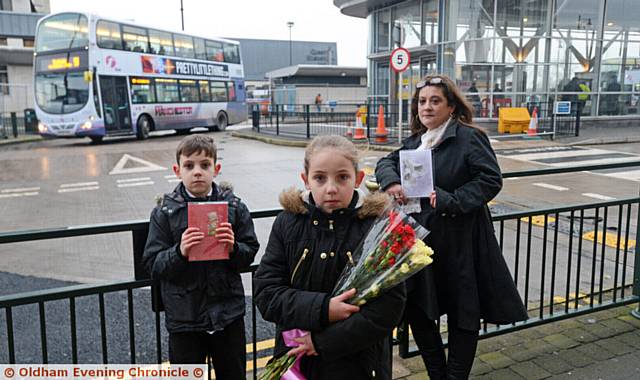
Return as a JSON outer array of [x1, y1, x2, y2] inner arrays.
[[333, 0, 400, 18], [266, 64, 366, 79]]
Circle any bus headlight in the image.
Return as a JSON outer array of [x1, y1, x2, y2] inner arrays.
[[81, 120, 93, 130], [38, 122, 48, 133]]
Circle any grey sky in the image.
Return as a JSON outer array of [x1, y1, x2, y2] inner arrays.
[[50, 0, 368, 67]]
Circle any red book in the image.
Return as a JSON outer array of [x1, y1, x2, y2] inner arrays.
[[187, 202, 229, 261]]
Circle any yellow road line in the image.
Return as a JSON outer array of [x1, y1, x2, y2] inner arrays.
[[247, 355, 272, 372], [520, 215, 556, 227], [582, 231, 636, 249], [362, 166, 374, 176], [246, 338, 275, 353]]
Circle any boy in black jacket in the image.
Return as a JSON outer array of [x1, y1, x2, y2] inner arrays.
[[143, 135, 259, 379]]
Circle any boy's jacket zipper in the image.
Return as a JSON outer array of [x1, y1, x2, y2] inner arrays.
[[291, 248, 309, 284]]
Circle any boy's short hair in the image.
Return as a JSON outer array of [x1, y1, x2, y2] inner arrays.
[[175, 135, 217, 164]]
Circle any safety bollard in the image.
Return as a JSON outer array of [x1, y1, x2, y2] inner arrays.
[[11, 112, 18, 138]]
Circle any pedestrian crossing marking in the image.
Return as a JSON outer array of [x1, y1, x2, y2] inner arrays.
[[497, 145, 640, 183], [58, 186, 99, 193], [582, 231, 636, 250], [533, 183, 569, 191], [117, 177, 151, 183], [520, 215, 556, 227], [582, 193, 615, 201], [553, 156, 640, 168], [0, 186, 40, 199], [599, 169, 640, 182], [117, 181, 154, 188], [499, 147, 613, 162], [1, 187, 40, 193], [0, 191, 38, 198], [60, 181, 98, 188], [58, 182, 99, 193]]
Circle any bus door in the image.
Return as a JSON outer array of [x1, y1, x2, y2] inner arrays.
[[99, 75, 132, 133]]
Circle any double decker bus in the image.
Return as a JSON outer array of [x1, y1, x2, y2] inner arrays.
[[34, 12, 247, 143]]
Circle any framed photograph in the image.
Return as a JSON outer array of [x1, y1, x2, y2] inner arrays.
[[399, 149, 433, 198]]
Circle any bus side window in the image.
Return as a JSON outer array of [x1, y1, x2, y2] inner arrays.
[[131, 77, 156, 104], [210, 81, 226, 102], [96, 20, 122, 50], [227, 82, 236, 101], [223, 43, 240, 64], [149, 29, 173, 56], [198, 80, 211, 102], [194, 38, 206, 60], [122, 25, 149, 53], [174, 34, 195, 59], [205, 40, 224, 62]]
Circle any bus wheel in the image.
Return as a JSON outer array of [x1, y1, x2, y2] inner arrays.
[[136, 115, 152, 140], [89, 136, 104, 144], [215, 112, 228, 131]]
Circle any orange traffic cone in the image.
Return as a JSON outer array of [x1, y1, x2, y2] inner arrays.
[[374, 105, 388, 144], [345, 121, 353, 138], [353, 111, 367, 142], [528, 107, 538, 136]]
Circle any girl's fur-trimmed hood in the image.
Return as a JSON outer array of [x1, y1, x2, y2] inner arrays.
[[278, 188, 390, 219]]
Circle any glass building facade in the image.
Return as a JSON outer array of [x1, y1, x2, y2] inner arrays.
[[337, 0, 640, 118]]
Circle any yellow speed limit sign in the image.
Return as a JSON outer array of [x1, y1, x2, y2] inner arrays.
[[390, 47, 410, 73]]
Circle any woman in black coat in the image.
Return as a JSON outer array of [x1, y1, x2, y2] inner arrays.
[[375, 75, 527, 380]]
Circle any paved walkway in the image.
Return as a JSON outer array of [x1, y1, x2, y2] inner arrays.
[[0, 134, 42, 146], [392, 304, 640, 380]]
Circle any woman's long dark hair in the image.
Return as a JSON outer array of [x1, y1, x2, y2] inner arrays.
[[410, 74, 480, 135]]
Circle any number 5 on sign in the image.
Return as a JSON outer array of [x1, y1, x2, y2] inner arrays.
[[390, 47, 410, 73]]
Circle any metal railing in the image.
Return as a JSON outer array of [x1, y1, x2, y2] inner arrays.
[[252, 103, 411, 144], [524, 101, 581, 137], [397, 162, 640, 356], [0, 112, 38, 139], [2, 164, 640, 370]]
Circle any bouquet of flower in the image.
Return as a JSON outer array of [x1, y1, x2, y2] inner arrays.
[[332, 205, 434, 305]]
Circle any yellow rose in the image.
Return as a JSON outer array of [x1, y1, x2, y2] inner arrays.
[[410, 240, 434, 266], [400, 263, 411, 274], [368, 283, 380, 297]]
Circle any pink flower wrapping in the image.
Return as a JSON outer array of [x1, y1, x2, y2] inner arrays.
[[280, 329, 307, 380]]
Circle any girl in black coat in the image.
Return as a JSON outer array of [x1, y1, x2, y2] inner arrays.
[[255, 135, 406, 380], [375, 75, 528, 379]]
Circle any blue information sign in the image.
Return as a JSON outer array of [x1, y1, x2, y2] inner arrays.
[[554, 101, 571, 115]]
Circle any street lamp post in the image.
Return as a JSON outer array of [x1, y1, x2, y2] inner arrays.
[[180, 0, 184, 31], [287, 21, 294, 66]]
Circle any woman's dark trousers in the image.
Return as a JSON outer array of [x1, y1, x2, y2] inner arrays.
[[406, 303, 479, 380]]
